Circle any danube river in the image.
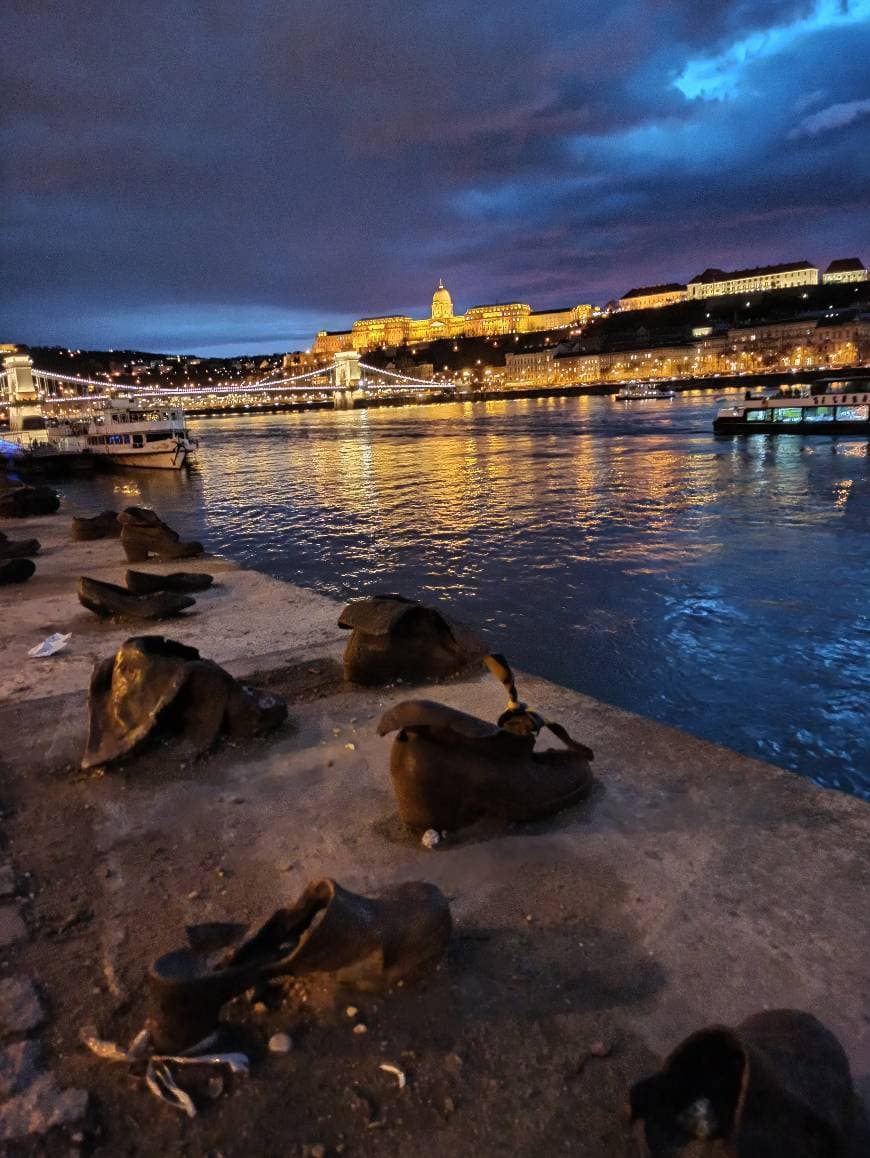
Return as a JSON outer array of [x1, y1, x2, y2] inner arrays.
[[61, 392, 870, 799]]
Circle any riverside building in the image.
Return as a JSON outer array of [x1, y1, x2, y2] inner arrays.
[[313, 280, 594, 354]]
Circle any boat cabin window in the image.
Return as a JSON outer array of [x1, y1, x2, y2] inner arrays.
[[772, 408, 802, 423], [836, 405, 869, 421], [132, 434, 144, 448], [746, 409, 769, 421], [803, 407, 834, 423]]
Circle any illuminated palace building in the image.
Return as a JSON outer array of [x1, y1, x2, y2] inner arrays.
[[313, 280, 594, 354]]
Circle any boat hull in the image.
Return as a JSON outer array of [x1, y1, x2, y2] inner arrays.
[[714, 418, 870, 435], [97, 447, 192, 470]]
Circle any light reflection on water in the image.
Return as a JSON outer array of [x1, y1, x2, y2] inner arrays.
[[59, 394, 870, 800]]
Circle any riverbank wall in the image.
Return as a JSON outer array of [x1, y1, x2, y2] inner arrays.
[[0, 507, 867, 1152]]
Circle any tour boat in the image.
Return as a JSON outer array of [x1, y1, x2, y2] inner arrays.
[[82, 398, 198, 469], [3, 398, 198, 471], [713, 386, 870, 435], [615, 383, 677, 401]]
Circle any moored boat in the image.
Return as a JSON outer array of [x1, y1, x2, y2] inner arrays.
[[82, 398, 198, 469], [615, 383, 677, 401], [713, 385, 870, 434]]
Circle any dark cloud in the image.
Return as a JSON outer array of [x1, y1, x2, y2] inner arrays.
[[2, 0, 868, 353]]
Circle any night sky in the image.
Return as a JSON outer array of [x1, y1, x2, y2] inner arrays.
[[4, 1, 869, 355]]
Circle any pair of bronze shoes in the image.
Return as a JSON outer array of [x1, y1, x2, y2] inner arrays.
[[82, 636, 286, 769], [0, 483, 60, 518], [148, 878, 452, 1052], [77, 571, 214, 621], [630, 1009, 864, 1156]]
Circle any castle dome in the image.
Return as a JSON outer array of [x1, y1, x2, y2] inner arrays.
[[431, 278, 453, 322]]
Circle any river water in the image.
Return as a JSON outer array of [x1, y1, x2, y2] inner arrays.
[[59, 392, 870, 799]]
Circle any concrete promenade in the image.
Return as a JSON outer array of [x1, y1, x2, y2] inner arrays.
[[0, 508, 867, 1153]]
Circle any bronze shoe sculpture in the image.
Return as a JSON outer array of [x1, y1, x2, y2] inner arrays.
[[0, 531, 40, 559], [81, 635, 287, 769], [339, 593, 485, 685], [118, 507, 204, 562], [628, 1009, 862, 1157], [71, 510, 121, 541], [148, 878, 452, 1052], [77, 576, 196, 620], [377, 654, 594, 831], [0, 559, 36, 586], [0, 484, 60, 518], [125, 569, 214, 594]]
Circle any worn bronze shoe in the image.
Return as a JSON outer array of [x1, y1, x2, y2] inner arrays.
[[125, 569, 214, 594], [77, 576, 196, 620], [118, 507, 204, 562], [338, 594, 485, 686], [0, 531, 40, 559], [0, 484, 60, 518], [0, 559, 36, 586], [148, 878, 452, 1052], [628, 1010, 861, 1157], [377, 654, 594, 831], [81, 635, 287, 769], [71, 510, 121, 541]]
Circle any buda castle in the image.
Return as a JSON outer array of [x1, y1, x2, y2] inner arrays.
[[313, 280, 594, 354]]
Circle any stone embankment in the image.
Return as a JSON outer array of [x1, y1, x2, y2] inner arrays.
[[0, 508, 867, 1154]]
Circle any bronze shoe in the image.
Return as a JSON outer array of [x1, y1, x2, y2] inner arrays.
[[0, 531, 40, 559], [0, 484, 60, 518], [0, 558, 36, 585], [81, 635, 287, 769], [339, 593, 485, 685], [628, 1009, 861, 1157], [148, 878, 452, 1052], [71, 510, 121, 541], [118, 507, 203, 562], [125, 569, 214, 594], [77, 576, 195, 620], [377, 655, 594, 831]]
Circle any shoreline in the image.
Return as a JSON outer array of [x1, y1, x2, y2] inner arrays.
[[0, 505, 867, 1151]]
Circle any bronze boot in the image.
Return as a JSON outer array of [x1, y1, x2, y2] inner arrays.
[[339, 594, 485, 685], [628, 1009, 861, 1157], [81, 635, 287, 769], [77, 576, 195, 620], [148, 878, 452, 1052], [118, 507, 203, 562]]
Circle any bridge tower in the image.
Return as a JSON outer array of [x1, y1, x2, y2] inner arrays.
[[332, 350, 363, 409], [2, 349, 43, 432]]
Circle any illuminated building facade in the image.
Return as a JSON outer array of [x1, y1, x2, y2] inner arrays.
[[313, 281, 593, 354], [618, 283, 688, 312], [686, 261, 819, 299], [553, 318, 870, 384], [823, 258, 868, 285]]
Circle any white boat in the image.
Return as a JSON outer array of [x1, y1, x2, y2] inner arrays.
[[82, 398, 197, 469], [615, 383, 677, 401], [4, 398, 198, 470]]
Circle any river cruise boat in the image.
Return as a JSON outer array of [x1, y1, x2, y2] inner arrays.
[[2, 398, 198, 471], [615, 383, 677, 401], [82, 398, 197, 469], [713, 386, 870, 435]]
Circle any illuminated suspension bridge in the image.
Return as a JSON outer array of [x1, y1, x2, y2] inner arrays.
[[0, 350, 454, 415]]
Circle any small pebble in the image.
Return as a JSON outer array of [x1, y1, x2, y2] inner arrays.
[[187, 890, 200, 900], [589, 1041, 610, 1057], [344, 742, 356, 751], [421, 829, 440, 849], [346, 1006, 359, 1018], [252, 1002, 268, 1015], [268, 1032, 293, 1053], [353, 1023, 368, 1035]]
